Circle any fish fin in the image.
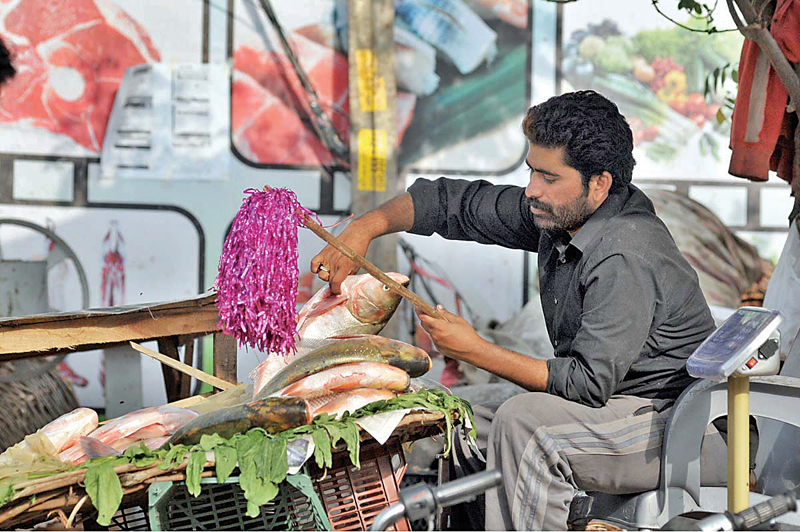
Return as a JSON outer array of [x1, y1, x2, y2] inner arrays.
[[78, 436, 120, 459]]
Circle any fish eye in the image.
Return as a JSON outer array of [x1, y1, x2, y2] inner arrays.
[[382, 284, 391, 292]]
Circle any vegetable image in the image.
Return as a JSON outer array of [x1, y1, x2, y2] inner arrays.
[[562, 17, 741, 164]]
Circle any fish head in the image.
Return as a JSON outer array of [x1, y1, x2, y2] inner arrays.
[[345, 273, 410, 327]]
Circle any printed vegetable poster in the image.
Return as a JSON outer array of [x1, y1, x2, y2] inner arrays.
[[230, 0, 531, 173], [560, 2, 743, 179], [0, 0, 204, 158]]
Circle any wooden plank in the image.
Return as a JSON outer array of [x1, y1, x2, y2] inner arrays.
[[157, 336, 183, 403], [0, 293, 216, 327], [213, 331, 238, 387], [130, 341, 235, 391], [0, 305, 219, 359]]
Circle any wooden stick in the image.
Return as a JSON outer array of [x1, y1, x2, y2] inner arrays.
[[129, 341, 235, 391], [303, 215, 445, 319]]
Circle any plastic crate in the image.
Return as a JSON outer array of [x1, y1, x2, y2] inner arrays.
[[148, 475, 330, 531], [147, 439, 411, 531], [309, 439, 410, 531]]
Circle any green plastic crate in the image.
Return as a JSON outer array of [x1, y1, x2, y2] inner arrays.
[[148, 475, 332, 531]]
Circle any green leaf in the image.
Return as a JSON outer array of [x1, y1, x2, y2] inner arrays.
[[214, 446, 237, 484], [266, 437, 288, 485], [732, 69, 738, 83], [186, 450, 207, 497], [84, 463, 123, 527], [716, 107, 726, 124], [199, 433, 226, 451], [311, 429, 332, 469], [340, 422, 361, 469], [243, 477, 279, 517], [325, 423, 345, 450], [160, 444, 189, 470], [0, 482, 15, 506]]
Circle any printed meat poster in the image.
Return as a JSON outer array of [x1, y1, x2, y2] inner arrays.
[[230, 0, 531, 173], [0, 0, 204, 158]]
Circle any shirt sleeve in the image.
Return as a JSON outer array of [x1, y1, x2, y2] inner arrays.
[[407, 177, 540, 251], [546, 252, 658, 407]]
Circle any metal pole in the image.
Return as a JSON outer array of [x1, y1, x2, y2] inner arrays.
[[727, 375, 750, 512]]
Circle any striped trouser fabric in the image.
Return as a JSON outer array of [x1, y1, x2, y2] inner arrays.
[[450, 392, 727, 531]]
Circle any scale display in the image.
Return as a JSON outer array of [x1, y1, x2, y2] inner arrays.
[[687, 307, 782, 380]]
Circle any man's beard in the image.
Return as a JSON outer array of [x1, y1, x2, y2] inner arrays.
[[527, 192, 593, 232]]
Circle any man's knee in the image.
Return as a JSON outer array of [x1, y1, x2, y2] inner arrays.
[[493, 391, 574, 431]]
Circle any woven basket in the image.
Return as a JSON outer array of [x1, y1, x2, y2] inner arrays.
[[0, 360, 79, 452]]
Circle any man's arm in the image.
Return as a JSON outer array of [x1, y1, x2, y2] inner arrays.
[[418, 306, 549, 392], [312, 177, 539, 294], [311, 193, 415, 294]]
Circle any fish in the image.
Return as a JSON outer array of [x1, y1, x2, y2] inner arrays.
[[254, 335, 432, 400], [297, 273, 411, 339], [252, 272, 411, 394], [86, 405, 198, 445], [394, 25, 440, 96], [276, 361, 410, 397], [308, 389, 396, 419], [395, 0, 497, 75], [74, 436, 120, 461], [38, 408, 99, 453], [166, 397, 311, 446]]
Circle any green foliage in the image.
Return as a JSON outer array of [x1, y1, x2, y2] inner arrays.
[[84, 463, 123, 526], [0, 389, 475, 524]]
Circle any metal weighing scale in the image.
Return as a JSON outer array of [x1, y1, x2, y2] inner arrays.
[[686, 307, 783, 514]]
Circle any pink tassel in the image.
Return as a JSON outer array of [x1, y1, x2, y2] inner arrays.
[[214, 188, 318, 356]]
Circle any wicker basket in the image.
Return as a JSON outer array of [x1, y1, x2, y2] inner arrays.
[[0, 360, 78, 452]]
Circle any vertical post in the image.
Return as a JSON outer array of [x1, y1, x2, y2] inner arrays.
[[104, 344, 143, 418], [727, 375, 750, 512], [213, 331, 238, 387], [348, 0, 401, 337]]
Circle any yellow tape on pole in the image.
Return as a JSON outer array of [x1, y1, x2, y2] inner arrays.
[[357, 128, 388, 191], [355, 49, 387, 112]]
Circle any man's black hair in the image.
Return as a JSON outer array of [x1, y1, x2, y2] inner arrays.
[[0, 38, 15, 86], [522, 90, 635, 192]]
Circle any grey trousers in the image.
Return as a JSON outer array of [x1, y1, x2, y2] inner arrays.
[[451, 392, 728, 531]]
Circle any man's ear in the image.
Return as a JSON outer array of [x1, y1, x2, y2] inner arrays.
[[590, 171, 613, 202]]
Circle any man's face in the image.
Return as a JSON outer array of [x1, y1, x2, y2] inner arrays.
[[524, 143, 597, 234]]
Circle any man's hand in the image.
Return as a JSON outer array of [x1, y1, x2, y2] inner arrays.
[[310, 221, 372, 295], [419, 304, 551, 392], [418, 305, 488, 362]]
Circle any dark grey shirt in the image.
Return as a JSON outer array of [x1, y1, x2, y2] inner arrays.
[[408, 177, 716, 407]]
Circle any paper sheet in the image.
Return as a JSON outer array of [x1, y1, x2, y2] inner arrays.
[[356, 409, 413, 445]]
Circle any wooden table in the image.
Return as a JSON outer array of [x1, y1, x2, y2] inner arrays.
[[0, 293, 237, 404]]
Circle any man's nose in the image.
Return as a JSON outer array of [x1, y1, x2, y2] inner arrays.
[[525, 179, 542, 199]]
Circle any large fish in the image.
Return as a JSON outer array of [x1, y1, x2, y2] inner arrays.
[[38, 408, 99, 454], [166, 397, 311, 446], [307, 389, 396, 419], [87, 405, 198, 445], [59, 405, 198, 464], [252, 273, 411, 393], [254, 335, 431, 400], [277, 362, 410, 397]]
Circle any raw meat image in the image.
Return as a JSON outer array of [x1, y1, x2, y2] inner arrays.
[[0, 0, 161, 152], [232, 34, 416, 167]]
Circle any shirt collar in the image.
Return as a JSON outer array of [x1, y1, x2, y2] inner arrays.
[[558, 185, 632, 254]]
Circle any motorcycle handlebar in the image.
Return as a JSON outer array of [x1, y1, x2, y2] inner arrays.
[[732, 491, 797, 530], [370, 470, 502, 531]]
